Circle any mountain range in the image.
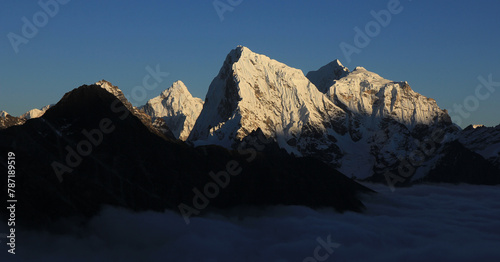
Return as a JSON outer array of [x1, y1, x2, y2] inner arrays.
[[186, 46, 499, 184], [1, 46, 499, 228]]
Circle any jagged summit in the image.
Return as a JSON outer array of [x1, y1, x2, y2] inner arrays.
[[142, 80, 203, 140], [0, 46, 498, 190], [188, 47, 462, 180], [94, 80, 124, 100], [88, 81, 175, 139], [306, 61, 451, 130], [333, 59, 344, 67], [306, 59, 350, 93], [1, 106, 52, 129], [161, 80, 189, 95], [326, 66, 450, 129], [222, 45, 252, 66], [189, 45, 346, 156], [234, 45, 252, 56]]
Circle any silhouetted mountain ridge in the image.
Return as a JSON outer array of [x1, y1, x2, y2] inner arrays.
[[0, 84, 372, 230]]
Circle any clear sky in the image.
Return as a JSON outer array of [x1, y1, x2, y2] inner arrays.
[[1, 0, 499, 128]]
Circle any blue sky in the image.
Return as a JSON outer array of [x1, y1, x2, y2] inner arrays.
[[1, 0, 499, 127]]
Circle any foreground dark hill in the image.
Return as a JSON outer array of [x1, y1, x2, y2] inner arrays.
[[0, 84, 372, 229]]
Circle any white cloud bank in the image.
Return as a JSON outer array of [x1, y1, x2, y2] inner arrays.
[[2, 183, 500, 261]]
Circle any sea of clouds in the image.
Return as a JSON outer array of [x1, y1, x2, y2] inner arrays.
[[2, 183, 500, 261]]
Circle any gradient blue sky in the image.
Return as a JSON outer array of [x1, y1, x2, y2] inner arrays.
[[1, 0, 499, 127]]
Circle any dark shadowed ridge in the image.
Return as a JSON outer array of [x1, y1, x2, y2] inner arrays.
[[0, 84, 373, 230]]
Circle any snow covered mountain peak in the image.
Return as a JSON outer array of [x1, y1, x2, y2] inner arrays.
[[95, 80, 123, 98], [189, 46, 346, 155], [161, 80, 189, 96], [93, 80, 135, 111], [234, 45, 252, 56], [93, 80, 137, 112], [0, 111, 25, 129], [142, 81, 204, 140], [95, 79, 114, 89], [345, 66, 400, 90], [222, 45, 252, 65], [1, 105, 52, 129], [307, 63, 451, 129], [306, 59, 349, 93], [20, 105, 53, 120], [333, 59, 344, 67]]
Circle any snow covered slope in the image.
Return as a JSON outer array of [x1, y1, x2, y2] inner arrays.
[[313, 66, 452, 130], [142, 81, 203, 140], [189, 47, 461, 180], [21, 104, 53, 120], [189, 46, 347, 162], [339, 67, 451, 129], [306, 59, 349, 93], [0, 111, 26, 129], [305, 63, 458, 178], [1, 104, 52, 129]]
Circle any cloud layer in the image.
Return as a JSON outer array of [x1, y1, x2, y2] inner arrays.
[[2, 183, 500, 261]]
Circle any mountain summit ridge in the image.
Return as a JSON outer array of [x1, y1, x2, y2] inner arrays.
[[142, 80, 204, 140], [188, 46, 347, 157], [1, 45, 497, 186], [188, 46, 487, 181]]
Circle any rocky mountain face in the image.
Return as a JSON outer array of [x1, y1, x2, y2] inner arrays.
[[1, 46, 497, 206], [307, 63, 461, 180], [0, 84, 372, 229], [321, 66, 452, 129], [307, 62, 499, 184], [306, 59, 349, 93], [142, 81, 204, 140], [188, 46, 498, 184], [0, 105, 52, 129], [0, 111, 26, 129], [0, 111, 26, 130], [188, 46, 347, 166]]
